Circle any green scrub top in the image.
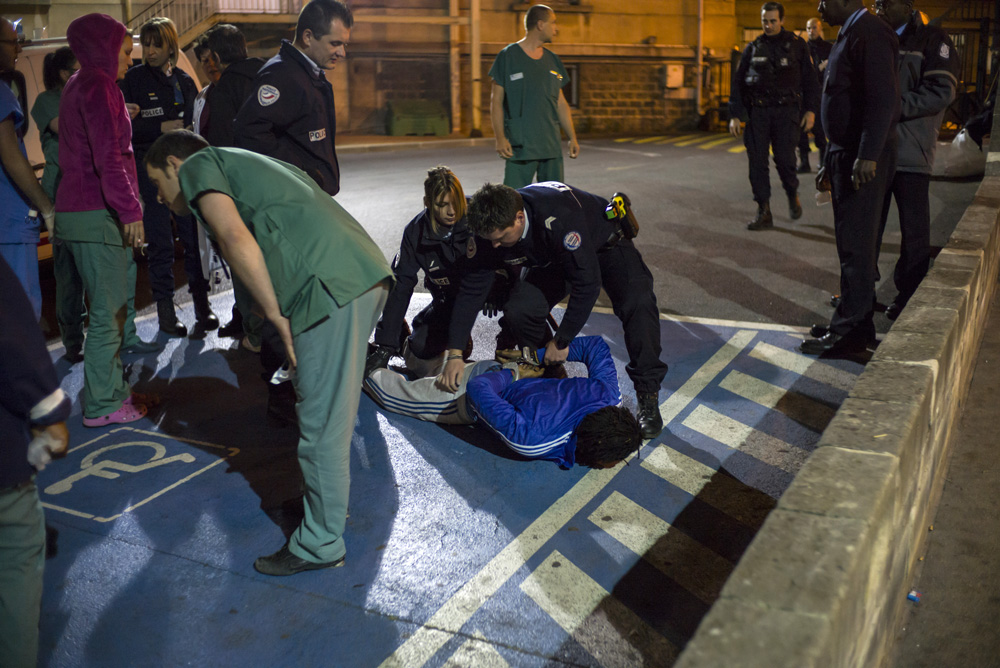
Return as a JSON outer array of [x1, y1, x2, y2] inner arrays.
[[30, 89, 61, 199], [489, 44, 569, 161], [178, 147, 392, 336]]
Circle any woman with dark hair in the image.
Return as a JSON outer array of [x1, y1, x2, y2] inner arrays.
[[365, 166, 478, 378], [121, 17, 218, 337]]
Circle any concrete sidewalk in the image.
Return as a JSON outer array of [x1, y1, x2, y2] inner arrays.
[[888, 286, 1000, 667]]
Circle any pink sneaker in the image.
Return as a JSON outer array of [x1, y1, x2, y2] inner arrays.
[[82, 395, 148, 427]]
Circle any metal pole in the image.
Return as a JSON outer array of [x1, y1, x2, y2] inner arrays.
[[695, 0, 704, 122], [470, 0, 482, 136], [449, 0, 460, 133]]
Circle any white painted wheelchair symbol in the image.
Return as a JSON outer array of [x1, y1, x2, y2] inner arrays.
[[45, 441, 196, 495]]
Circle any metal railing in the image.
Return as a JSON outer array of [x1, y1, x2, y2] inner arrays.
[[129, 0, 302, 40]]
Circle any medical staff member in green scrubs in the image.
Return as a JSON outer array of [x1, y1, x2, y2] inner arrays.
[[144, 130, 392, 576], [489, 4, 580, 188]]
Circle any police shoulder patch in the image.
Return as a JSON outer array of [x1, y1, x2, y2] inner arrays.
[[563, 231, 582, 251], [939, 43, 950, 59], [258, 85, 280, 106], [467, 237, 477, 259]]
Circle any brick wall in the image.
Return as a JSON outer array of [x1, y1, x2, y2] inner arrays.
[[575, 62, 697, 134]]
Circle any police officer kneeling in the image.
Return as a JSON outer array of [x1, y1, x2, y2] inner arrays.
[[730, 2, 820, 230]]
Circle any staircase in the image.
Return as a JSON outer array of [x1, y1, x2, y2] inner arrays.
[[128, 0, 302, 47]]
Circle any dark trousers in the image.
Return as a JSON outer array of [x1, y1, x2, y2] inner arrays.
[[136, 160, 208, 302], [828, 139, 897, 338], [798, 111, 827, 163], [408, 300, 452, 360], [876, 171, 931, 306], [499, 240, 668, 393], [744, 104, 800, 203]]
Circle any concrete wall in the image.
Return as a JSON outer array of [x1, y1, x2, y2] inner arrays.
[[4, 1, 124, 39], [675, 116, 1000, 668]]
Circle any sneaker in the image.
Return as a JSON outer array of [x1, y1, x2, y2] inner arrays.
[[254, 544, 344, 576]]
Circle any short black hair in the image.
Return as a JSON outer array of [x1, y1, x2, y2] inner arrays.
[[467, 183, 523, 236], [295, 0, 353, 43], [574, 406, 643, 468], [145, 129, 210, 170], [206, 24, 247, 65], [762, 1, 785, 19], [43, 46, 76, 91], [525, 4, 553, 32], [193, 35, 211, 59]]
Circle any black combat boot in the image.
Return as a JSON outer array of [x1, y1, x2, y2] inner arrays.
[[157, 298, 187, 337], [746, 202, 773, 231], [788, 192, 803, 220], [637, 392, 663, 439], [218, 307, 243, 338], [192, 291, 220, 336]]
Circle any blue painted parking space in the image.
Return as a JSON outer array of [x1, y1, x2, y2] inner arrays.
[[37, 293, 864, 667]]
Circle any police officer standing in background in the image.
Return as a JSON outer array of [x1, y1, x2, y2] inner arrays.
[[874, 0, 959, 321], [730, 2, 820, 231], [797, 18, 832, 173]]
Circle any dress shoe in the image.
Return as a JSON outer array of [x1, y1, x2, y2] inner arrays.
[[64, 344, 84, 364], [218, 308, 244, 338], [885, 301, 905, 321], [122, 339, 163, 355], [747, 202, 773, 231], [799, 331, 871, 356], [253, 544, 344, 576], [637, 392, 663, 439], [157, 299, 188, 338], [797, 161, 811, 174], [788, 193, 802, 220], [809, 323, 829, 338]]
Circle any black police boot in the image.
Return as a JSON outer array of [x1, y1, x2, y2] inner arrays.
[[192, 291, 219, 335], [746, 202, 773, 231], [788, 192, 803, 220], [797, 158, 811, 173], [218, 307, 243, 338], [157, 298, 188, 338], [637, 392, 663, 439]]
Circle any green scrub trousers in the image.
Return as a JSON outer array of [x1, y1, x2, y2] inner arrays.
[[0, 481, 45, 668], [504, 156, 564, 190], [288, 281, 388, 564]]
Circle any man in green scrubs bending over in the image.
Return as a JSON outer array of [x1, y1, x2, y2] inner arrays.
[[490, 4, 580, 188], [145, 130, 392, 576]]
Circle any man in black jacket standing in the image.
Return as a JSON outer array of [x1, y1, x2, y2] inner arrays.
[[802, 0, 900, 355], [797, 18, 833, 173], [730, 2, 820, 230], [204, 25, 265, 149], [233, 0, 349, 197], [875, 0, 960, 321]]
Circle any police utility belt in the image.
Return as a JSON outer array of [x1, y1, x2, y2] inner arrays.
[[600, 193, 639, 252], [749, 90, 801, 108]]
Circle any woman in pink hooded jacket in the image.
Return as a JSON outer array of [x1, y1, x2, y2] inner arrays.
[[56, 13, 157, 426]]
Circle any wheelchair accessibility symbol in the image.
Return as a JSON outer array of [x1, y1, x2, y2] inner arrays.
[[39, 427, 239, 523]]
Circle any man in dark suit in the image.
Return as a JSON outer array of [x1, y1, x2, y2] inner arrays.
[[802, 0, 900, 355], [797, 18, 833, 173]]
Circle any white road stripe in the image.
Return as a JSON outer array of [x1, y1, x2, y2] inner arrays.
[[378, 329, 757, 668], [589, 491, 734, 604], [641, 446, 776, 528], [720, 370, 835, 433], [441, 634, 511, 668], [749, 341, 857, 392], [520, 550, 678, 667], [682, 405, 809, 473]]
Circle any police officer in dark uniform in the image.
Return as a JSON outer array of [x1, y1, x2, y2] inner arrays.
[[438, 182, 669, 439], [730, 2, 821, 231], [365, 167, 487, 379], [797, 18, 833, 173], [233, 0, 349, 196], [122, 17, 217, 337]]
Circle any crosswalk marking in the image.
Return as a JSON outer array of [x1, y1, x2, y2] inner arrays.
[[727, 144, 747, 153], [520, 550, 678, 667], [589, 491, 733, 604], [653, 133, 700, 144], [613, 137, 636, 143], [749, 341, 856, 392], [441, 635, 511, 668], [682, 404, 810, 473], [699, 136, 736, 149], [674, 135, 715, 147], [720, 370, 835, 433], [641, 446, 776, 528], [634, 135, 668, 144]]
